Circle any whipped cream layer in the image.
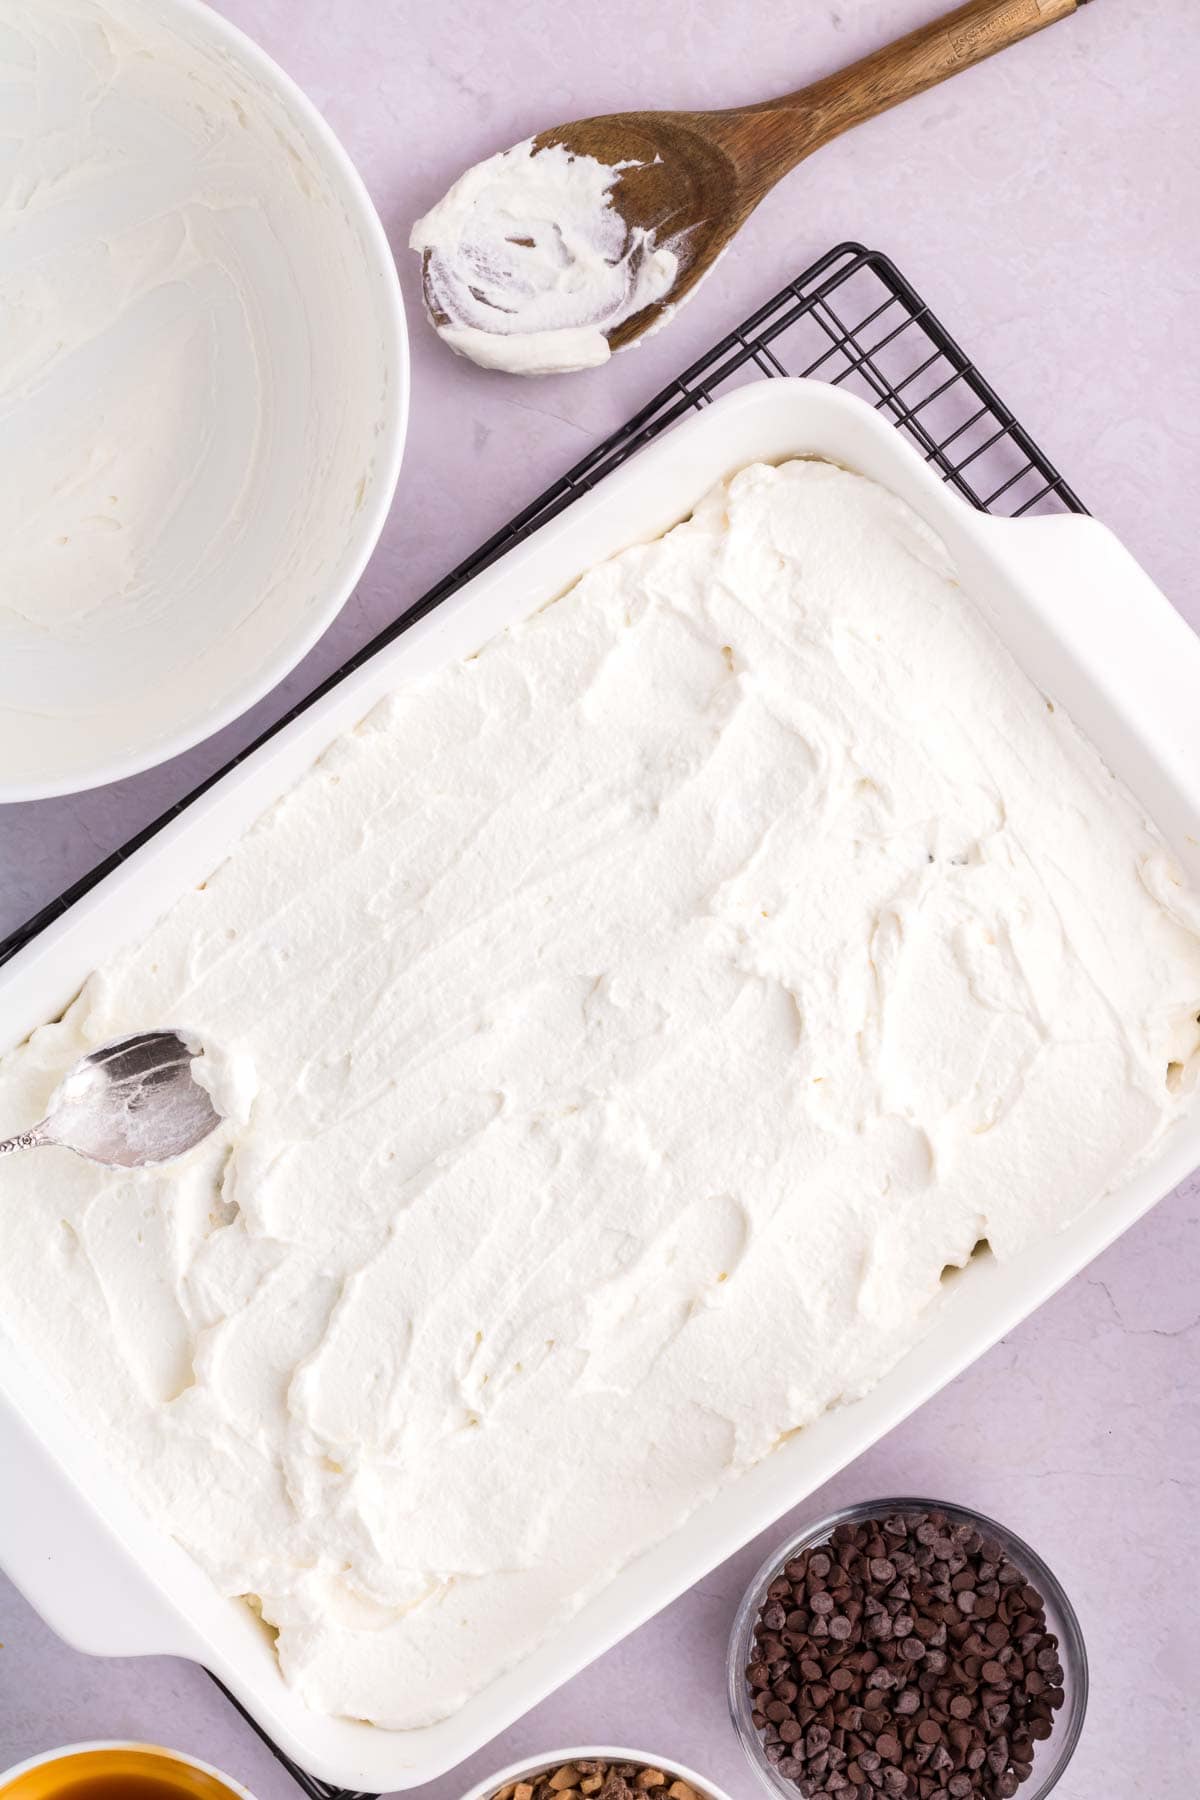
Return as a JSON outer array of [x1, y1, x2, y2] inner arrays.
[[0, 0, 392, 785], [2, 462, 1199, 1729], [411, 139, 678, 374]]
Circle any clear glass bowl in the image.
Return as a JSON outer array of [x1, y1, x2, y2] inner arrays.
[[728, 1498, 1087, 1800]]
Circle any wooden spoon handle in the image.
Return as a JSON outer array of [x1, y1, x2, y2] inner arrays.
[[746, 0, 1089, 166]]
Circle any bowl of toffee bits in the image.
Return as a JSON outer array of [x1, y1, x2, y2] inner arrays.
[[463, 1750, 736, 1800], [729, 1500, 1086, 1800]]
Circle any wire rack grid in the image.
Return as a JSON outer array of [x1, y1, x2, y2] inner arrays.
[[3, 242, 1084, 1800]]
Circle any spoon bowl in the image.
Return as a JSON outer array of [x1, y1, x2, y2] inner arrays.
[[0, 1031, 221, 1169], [530, 113, 740, 351]]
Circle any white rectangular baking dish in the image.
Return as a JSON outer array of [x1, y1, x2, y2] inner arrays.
[[2, 380, 1199, 1792]]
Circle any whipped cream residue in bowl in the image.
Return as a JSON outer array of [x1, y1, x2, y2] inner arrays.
[[410, 139, 679, 374], [0, 0, 406, 800]]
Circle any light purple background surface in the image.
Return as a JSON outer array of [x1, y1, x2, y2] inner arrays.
[[2, 0, 1198, 1794]]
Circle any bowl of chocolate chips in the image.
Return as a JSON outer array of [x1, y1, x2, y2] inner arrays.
[[728, 1500, 1086, 1800]]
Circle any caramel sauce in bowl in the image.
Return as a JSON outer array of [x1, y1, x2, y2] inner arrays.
[[0, 1744, 254, 1800]]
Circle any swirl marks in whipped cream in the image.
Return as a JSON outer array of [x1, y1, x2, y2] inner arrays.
[[1, 463, 1199, 1729]]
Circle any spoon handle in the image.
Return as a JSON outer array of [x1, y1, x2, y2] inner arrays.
[[0, 1124, 48, 1156], [746, 0, 1090, 164]]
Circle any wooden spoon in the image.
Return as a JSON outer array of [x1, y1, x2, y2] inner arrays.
[[512, 0, 1093, 353]]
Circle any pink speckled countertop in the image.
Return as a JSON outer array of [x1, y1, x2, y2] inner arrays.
[[2, 0, 1198, 1795]]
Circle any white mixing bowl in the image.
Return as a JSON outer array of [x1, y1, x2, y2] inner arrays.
[[0, 0, 408, 800]]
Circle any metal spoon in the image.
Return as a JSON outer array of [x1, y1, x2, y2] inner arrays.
[[0, 1030, 220, 1168], [420, 0, 1092, 360]]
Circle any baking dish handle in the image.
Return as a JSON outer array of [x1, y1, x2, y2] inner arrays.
[[955, 511, 1200, 869]]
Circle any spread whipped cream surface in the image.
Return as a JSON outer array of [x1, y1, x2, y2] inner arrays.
[[2, 462, 1200, 1729], [0, 0, 391, 786], [411, 139, 678, 374]]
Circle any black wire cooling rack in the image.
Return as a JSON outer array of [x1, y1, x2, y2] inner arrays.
[[2, 237, 1085, 1797], [0, 242, 1084, 974]]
